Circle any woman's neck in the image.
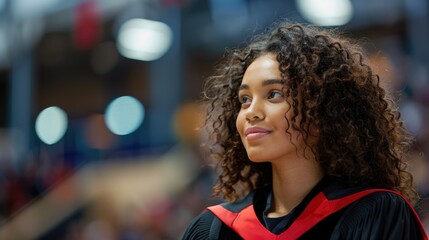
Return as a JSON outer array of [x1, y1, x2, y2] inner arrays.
[[267, 155, 324, 218]]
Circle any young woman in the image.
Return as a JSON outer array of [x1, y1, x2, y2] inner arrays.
[[182, 21, 428, 239]]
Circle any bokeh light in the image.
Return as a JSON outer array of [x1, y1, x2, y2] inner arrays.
[[35, 106, 68, 145], [105, 96, 145, 136], [296, 0, 353, 26], [173, 102, 205, 145], [117, 18, 173, 61]]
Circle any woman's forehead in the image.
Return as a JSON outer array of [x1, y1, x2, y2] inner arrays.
[[242, 54, 280, 81]]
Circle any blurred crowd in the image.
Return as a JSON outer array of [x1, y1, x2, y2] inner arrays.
[[0, 156, 73, 224]]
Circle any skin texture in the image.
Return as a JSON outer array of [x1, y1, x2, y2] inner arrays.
[[203, 22, 418, 205]]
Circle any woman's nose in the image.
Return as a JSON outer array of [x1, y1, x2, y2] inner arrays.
[[245, 100, 264, 121]]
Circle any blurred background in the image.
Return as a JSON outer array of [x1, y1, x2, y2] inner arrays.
[[0, 0, 428, 239]]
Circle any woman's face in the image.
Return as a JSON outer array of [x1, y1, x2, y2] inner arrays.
[[236, 54, 303, 163]]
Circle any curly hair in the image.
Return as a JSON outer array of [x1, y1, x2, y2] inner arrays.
[[202, 21, 418, 204]]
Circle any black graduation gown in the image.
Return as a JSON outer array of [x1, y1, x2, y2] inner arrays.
[[181, 177, 427, 240]]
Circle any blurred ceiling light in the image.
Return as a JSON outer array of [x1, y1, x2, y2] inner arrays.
[[105, 96, 145, 136], [35, 106, 68, 145], [296, 0, 353, 26], [117, 18, 173, 61]]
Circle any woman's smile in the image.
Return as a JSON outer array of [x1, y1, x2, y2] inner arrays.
[[245, 127, 271, 141]]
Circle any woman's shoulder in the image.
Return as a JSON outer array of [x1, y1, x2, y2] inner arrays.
[[343, 190, 414, 219], [333, 191, 424, 239], [181, 208, 244, 240], [181, 210, 216, 240]]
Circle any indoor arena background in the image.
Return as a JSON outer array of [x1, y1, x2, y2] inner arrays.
[[0, 0, 428, 239]]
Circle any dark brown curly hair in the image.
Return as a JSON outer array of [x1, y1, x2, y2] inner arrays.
[[202, 21, 418, 204]]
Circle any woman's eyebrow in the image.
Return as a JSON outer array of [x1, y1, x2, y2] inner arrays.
[[239, 79, 284, 91], [239, 84, 249, 91], [262, 79, 284, 86]]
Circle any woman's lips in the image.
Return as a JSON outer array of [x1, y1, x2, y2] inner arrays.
[[245, 127, 271, 141]]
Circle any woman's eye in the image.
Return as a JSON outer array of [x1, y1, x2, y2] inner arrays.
[[268, 91, 283, 99], [239, 96, 251, 104]]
